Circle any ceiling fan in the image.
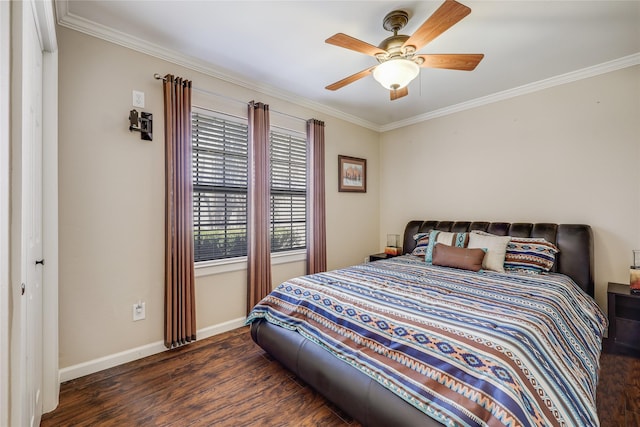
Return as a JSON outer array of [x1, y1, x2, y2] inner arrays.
[[325, 0, 484, 101]]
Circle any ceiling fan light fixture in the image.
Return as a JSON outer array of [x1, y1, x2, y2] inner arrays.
[[372, 59, 419, 90]]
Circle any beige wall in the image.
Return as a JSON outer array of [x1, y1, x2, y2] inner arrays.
[[379, 65, 640, 309], [57, 27, 380, 369]]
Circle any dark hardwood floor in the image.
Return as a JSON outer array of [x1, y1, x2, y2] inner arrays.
[[41, 326, 639, 427]]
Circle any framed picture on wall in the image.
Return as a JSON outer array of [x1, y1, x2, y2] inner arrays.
[[338, 155, 366, 193]]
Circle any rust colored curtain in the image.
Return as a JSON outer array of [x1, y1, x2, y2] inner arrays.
[[247, 101, 272, 314], [306, 119, 327, 274], [163, 74, 196, 348]]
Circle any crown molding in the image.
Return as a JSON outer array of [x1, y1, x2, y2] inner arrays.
[[55, 2, 380, 131], [56, 1, 639, 134], [380, 53, 640, 132], [33, 0, 58, 52]]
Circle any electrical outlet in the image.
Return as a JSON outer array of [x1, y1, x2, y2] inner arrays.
[[132, 90, 145, 108], [133, 302, 146, 321]]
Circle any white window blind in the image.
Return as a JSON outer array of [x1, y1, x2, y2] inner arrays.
[[270, 129, 307, 253], [192, 110, 307, 263], [192, 112, 248, 262]]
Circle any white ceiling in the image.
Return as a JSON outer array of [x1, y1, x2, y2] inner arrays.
[[56, 1, 640, 130]]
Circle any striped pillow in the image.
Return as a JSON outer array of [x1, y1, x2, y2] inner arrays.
[[425, 230, 469, 264], [504, 237, 559, 273], [411, 233, 430, 257]]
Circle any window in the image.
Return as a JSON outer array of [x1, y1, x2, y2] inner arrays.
[[192, 109, 306, 263], [270, 128, 307, 253], [192, 111, 248, 262]]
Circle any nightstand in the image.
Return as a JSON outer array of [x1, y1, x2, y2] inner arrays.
[[369, 253, 397, 262], [606, 282, 640, 357]]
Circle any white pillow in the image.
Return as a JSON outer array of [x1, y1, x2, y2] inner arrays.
[[467, 232, 511, 272]]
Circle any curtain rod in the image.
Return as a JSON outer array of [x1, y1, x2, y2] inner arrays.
[[153, 73, 308, 124]]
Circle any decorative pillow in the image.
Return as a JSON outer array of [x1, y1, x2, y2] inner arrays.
[[425, 230, 469, 264], [411, 232, 430, 257], [467, 231, 511, 272], [504, 237, 559, 273], [432, 243, 486, 272]]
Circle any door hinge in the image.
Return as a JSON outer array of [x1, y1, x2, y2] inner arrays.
[[21, 283, 25, 295]]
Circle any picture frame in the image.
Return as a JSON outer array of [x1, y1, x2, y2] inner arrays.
[[338, 155, 366, 193]]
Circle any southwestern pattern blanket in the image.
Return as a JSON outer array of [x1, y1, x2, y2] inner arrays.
[[246, 256, 606, 427]]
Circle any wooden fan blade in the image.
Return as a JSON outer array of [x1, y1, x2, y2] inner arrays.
[[325, 66, 377, 91], [402, 0, 471, 51], [417, 54, 484, 71], [326, 33, 387, 57], [390, 86, 409, 101]]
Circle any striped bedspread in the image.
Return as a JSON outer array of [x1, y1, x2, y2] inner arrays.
[[247, 255, 607, 427]]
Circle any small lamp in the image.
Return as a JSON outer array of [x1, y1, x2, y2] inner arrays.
[[373, 59, 420, 90], [385, 234, 402, 256]]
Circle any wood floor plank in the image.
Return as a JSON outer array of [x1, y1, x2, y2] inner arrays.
[[194, 365, 326, 425], [627, 411, 640, 427], [172, 360, 304, 419], [210, 387, 347, 427], [51, 332, 263, 424], [598, 353, 628, 427], [41, 326, 638, 427], [59, 327, 249, 394], [60, 349, 276, 426]]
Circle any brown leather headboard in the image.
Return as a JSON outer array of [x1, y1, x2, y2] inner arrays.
[[402, 221, 594, 297]]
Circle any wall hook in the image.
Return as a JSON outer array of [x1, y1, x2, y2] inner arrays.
[[128, 109, 153, 141]]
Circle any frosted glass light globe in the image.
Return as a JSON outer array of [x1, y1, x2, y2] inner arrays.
[[372, 59, 420, 90]]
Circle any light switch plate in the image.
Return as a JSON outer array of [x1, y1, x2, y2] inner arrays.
[[133, 302, 146, 321], [132, 90, 145, 108]]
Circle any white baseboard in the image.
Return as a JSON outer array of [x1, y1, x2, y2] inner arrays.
[[195, 317, 247, 340], [58, 317, 247, 383]]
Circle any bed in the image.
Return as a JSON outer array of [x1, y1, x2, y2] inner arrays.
[[247, 221, 606, 426]]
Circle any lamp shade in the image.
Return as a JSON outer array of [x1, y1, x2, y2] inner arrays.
[[372, 59, 420, 90]]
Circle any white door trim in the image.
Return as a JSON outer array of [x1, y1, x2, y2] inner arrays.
[[20, 3, 45, 425], [32, 0, 59, 415], [41, 40, 59, 416], [0, 2, 12, 426]]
